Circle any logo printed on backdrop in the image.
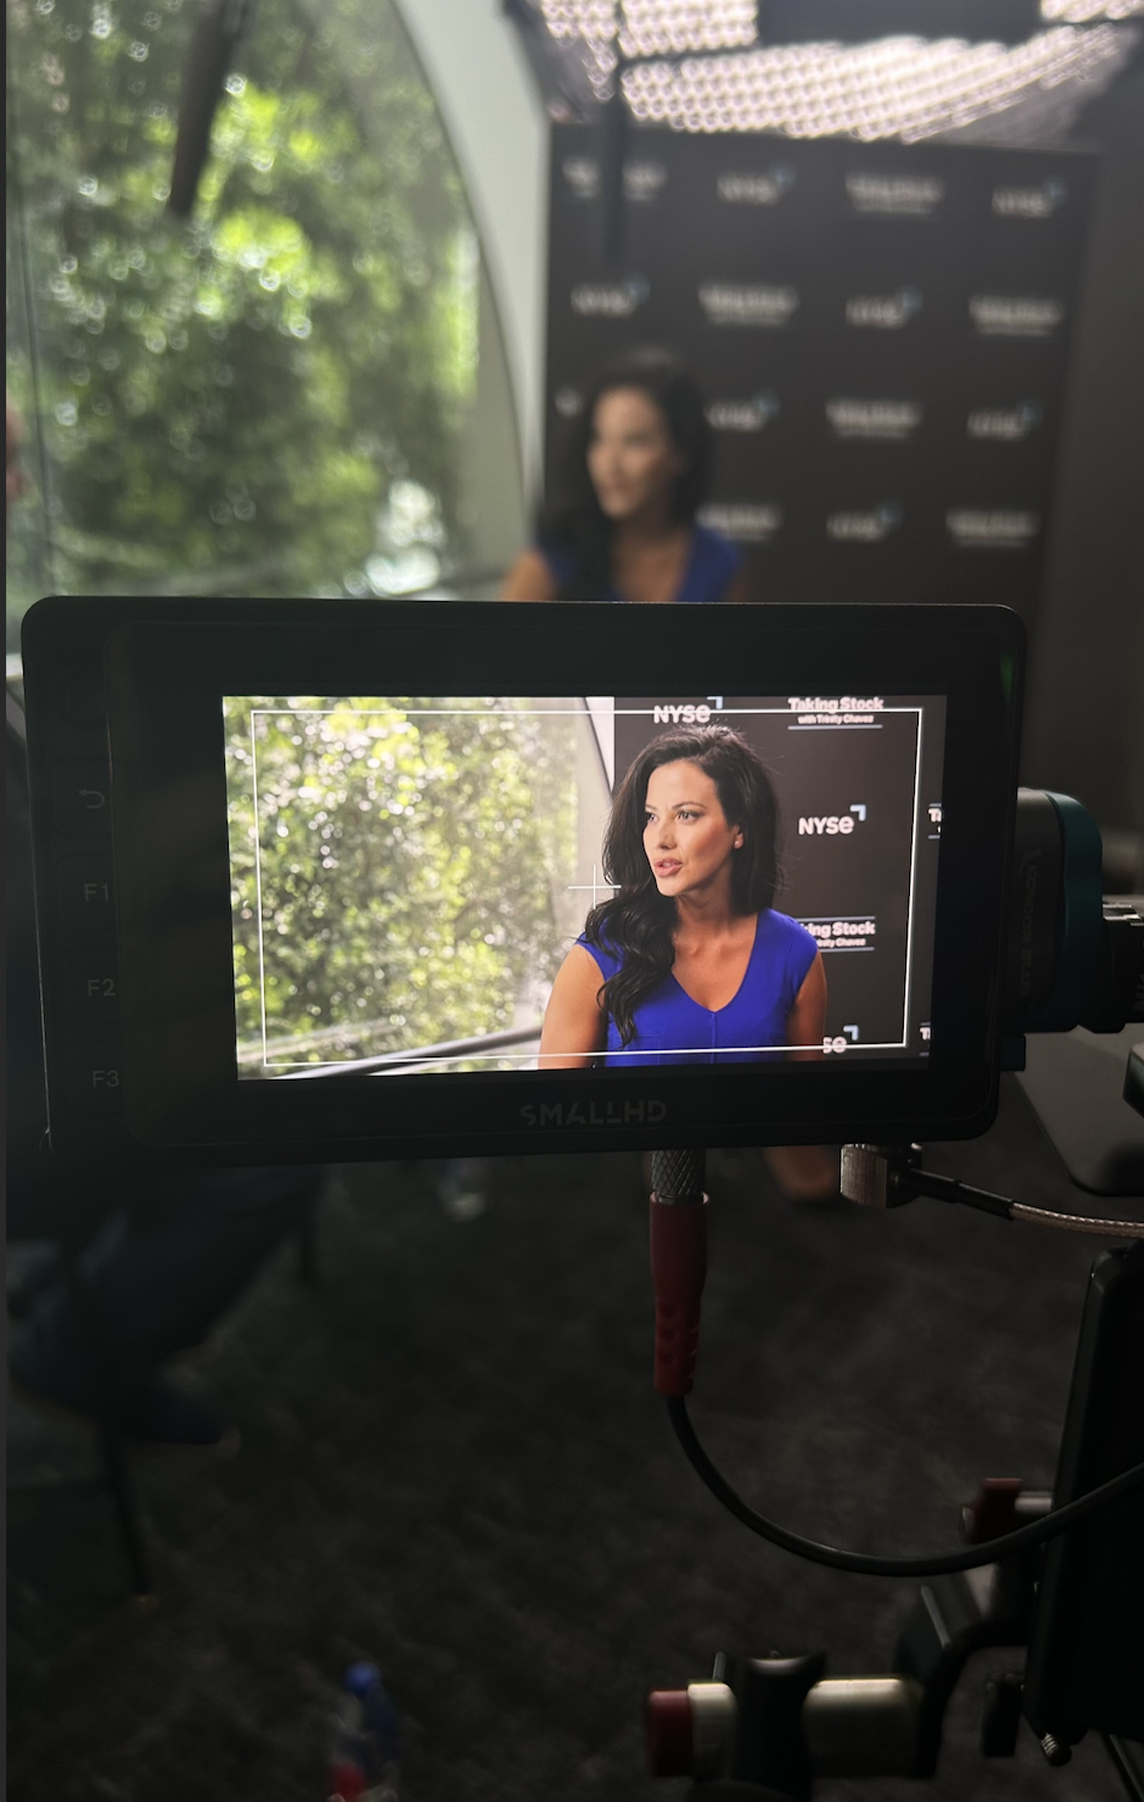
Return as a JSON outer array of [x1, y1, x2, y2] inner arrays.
[[561, 158, 667, 203], [826, 399, 922, 441], [698, 502, 782, 543], [845, 288, 922, 329], [969, 296, 1064, 337], [946, 509, 1040, 549], [571, 278, 649, 318], [967, 403, 1042, 442], [706, 393, 780, 432], [827, 504, 902, 543], [546, 123, 1088, 621], [699, 283, 799, 327], [562, 157, 599, 201], [624, 161, 667, 203], [992, 180, 1067, 219], [717, 167, 795, 205], [845, 173, 944, 216]]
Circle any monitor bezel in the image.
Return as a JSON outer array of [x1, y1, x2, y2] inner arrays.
[[79, 597, 1024, 1160]]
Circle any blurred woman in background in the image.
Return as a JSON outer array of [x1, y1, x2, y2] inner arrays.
[[502, 348, 749, 605]]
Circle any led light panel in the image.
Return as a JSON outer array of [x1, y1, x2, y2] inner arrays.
[[619, 27, 1132, 139]]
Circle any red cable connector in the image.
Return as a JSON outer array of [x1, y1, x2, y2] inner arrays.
[[649, 1192, 708, 1396]]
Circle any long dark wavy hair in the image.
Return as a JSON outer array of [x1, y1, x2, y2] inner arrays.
[[584, 726, 782, 1045], [541, 348, 713, 602]]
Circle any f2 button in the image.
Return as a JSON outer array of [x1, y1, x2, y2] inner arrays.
[[66, 952, 119, 1034]]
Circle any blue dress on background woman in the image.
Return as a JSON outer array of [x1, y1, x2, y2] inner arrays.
[[539, 523, 741, 605], [576, 910, 818, 1065]]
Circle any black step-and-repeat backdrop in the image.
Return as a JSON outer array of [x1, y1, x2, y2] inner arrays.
[[546, 127, 1096, 616]]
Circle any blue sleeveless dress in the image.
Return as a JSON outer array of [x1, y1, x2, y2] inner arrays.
[[576, 910, 819, 1065], [539, 523, 741, 604]]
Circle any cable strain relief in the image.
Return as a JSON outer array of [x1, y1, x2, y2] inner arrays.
[[650, 1195, 708, 1396]]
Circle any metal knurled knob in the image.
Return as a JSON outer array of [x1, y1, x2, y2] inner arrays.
[[651, 1147, 706, 1202]]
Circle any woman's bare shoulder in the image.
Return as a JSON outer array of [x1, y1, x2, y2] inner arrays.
[[501, 548, 557, 602], [556, 939, 607, 987]]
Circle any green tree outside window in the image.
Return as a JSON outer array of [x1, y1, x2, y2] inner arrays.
[[7, 0, 493, 644]]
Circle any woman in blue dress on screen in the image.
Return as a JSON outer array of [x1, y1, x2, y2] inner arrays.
[[501, 348, 749, 605], [539, 725, 826, 1068]]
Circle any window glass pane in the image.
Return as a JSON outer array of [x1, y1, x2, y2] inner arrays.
[[6, 0, 522, 651]]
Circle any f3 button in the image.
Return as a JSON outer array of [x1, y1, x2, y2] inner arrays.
[[66, 1045, 124, 1116]]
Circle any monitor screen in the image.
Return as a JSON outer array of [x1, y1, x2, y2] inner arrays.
[[222, 690, 944, 1082]]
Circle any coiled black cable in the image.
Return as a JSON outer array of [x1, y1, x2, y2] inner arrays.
[[667, 1394, 1144, 1579]]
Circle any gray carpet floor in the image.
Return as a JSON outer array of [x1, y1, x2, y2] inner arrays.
[[6, 1077, 1138, 1801]]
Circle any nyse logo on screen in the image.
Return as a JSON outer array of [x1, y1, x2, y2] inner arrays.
[[845, 289, 921, 330], [845, 173, 944, 217], [571, 278, 649, 318], [967, 403, 1042, 442], [699, 283, 799, 327], [519, 1099, 667, 1129], [826, 399, 921, 441], [946, 509, 1040, 549], [826, 504, 901, 543], [717, 167, 795, 206], [698, 502, 782, 543], [706, 393, 780, 433], [969, 296, 1064, 338], [652, 703, 714, 725], [799, 816, 860, 836], [992, 180, 1067, 219]]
